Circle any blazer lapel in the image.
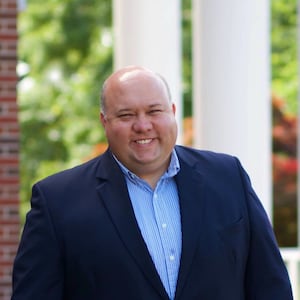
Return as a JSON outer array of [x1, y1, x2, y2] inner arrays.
[[174, 157, 206, 299], [95, 151, 169, 300]]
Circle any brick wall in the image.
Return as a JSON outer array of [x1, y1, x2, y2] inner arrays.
[[0, 0, 20, 299]]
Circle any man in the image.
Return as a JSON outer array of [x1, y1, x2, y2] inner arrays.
[[12, 66, 293, 299]]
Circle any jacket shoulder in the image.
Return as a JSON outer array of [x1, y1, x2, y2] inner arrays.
[[175, 145, 237, 166]]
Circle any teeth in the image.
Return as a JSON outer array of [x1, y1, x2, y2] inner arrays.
[[136, 139, 152, 144]]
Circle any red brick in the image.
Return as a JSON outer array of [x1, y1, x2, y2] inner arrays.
[[0, 79, 17, 92], [0, 61, 17, 77], [0, 0, 17, 17], [0, 17, 17, 28], [0, 18, 17, 36], [0, 102, 18, 116], [0, 40, 17, 58], [0, 96, 17, 102], [0, 141, 18, 155], [0, 0, 17, 9], [0, 224, 19, 243], [0, 1, 19, 298], [0, 115, 18, 123]]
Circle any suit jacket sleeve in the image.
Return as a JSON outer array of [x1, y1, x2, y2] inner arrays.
[[237, 159, 293, 299], [12, 183, 64, 300]]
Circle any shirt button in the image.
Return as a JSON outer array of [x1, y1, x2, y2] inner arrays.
[[162, 223, 167, 229], [170, 255, 175, 261]]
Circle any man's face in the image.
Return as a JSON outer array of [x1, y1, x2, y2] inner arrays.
[[100, 69, 177, 179]]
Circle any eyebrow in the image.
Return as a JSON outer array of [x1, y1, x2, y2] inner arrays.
[[116, 103, 164, 112], [149, 103, 164, 107], [115, 108, 133, 114]]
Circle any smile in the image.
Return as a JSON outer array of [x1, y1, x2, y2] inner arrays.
[[136, 139, 152, 144]]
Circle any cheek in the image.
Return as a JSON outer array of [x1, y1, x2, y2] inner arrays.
[[157, 118, 177, 135], [106, 123, 130, 140]]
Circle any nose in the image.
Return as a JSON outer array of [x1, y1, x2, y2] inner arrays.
[[132, 115, 153, 132]]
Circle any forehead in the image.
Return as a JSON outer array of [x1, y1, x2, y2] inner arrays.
[[106, 72, 170, 109], [111, 92, 168, 113]]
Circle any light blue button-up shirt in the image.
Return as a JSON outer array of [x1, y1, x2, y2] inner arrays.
[[115, 150, 182, 300]]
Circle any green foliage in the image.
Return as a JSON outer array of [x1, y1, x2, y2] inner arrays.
[[271, 0, 298, 114], [182, 0, 192, 117], [18, 0, 113, 214]]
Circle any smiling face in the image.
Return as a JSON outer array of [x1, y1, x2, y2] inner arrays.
[[100, 67, 177, 182]]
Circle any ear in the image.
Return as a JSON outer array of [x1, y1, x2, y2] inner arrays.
[[100, 112, 106, 127], [172, 103, 176, 115]]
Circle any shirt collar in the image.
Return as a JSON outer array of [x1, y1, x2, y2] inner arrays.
[[112, 149, 180, 182]]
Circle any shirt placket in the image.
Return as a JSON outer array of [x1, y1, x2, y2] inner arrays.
[[152, 180, 180, 300]]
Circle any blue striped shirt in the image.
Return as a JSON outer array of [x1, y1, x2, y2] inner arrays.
[[115, 150, 181, 300]]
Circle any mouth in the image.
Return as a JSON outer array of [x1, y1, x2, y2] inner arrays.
[[135, 138, 153, 145]]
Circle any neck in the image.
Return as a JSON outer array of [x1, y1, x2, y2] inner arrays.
[[139, 173, 162, 190]]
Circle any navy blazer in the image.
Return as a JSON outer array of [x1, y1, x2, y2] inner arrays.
[[12, 146, 293, 299]]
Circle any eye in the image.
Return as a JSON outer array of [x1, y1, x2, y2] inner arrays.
[[149, 109, 162, 115], [118, 113, 134, 119]]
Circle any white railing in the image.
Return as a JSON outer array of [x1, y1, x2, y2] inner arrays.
[[281, 248, 300, 299]]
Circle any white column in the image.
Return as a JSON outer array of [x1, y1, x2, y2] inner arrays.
[[192, 0, 272, 216], [113, 0, 183, 142]]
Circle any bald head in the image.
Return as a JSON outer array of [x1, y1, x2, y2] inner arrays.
[[100, 66, 172, 114], [99, 65, 177, 185]]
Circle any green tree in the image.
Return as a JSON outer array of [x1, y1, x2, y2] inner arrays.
[[18, 0, 113, 216], [271, 0, 298, 114], [182, 0, 192, 117]]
